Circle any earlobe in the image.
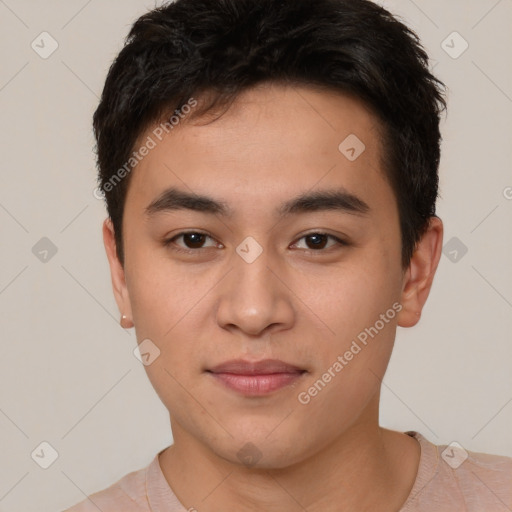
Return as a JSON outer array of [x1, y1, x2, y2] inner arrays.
[[102, 218, 133, 326], [397, 216, 444, 328], [120, 314, 134, 329]]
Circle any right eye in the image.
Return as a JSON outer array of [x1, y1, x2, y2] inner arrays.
[[163, 231, 221, 253]]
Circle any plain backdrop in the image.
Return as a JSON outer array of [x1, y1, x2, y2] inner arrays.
[[0, 0, 511, 510]]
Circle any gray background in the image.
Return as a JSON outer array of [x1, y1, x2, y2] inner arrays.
[[0, 0, 511, 510]]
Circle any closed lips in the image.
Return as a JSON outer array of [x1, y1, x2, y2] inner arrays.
[[206, 359, 306, 375]]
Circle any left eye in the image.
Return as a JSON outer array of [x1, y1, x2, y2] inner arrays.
[[293, 233, 346, 251]]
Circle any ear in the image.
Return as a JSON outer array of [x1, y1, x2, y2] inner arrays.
[[397, 216, 443, 328], [102, 218, 133, 328]]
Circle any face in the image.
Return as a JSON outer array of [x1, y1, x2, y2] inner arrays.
[[104, 83, 440, 469]]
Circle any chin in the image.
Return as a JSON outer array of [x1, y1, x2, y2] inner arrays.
[[212, 430, 312, 470]]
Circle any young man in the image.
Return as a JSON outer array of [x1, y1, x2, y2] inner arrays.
[[65, 0, 512, 510]]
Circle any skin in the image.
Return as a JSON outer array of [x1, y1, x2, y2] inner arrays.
[[103, 82, 443, 511]]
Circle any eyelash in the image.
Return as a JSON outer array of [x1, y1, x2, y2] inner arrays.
[[163, 230, 349, 255]]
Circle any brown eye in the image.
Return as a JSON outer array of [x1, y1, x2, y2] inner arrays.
[[181, 233, 208, 249], [164, 231, 219, 253], [293, 233, 347, 251], [305, 234, 329, 250]]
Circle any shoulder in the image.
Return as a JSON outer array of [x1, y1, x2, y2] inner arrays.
[[443, 441, 512, 508], [62, 457, 154, 512], [403, 431, 512, 511]]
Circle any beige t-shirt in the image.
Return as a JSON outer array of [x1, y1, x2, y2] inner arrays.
[[63, 431, 512, 511]]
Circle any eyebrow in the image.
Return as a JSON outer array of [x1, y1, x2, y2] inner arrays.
[[144, 186, 370, 218]]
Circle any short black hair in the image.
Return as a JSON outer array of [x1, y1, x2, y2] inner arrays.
[[93, 0, 447, 268]]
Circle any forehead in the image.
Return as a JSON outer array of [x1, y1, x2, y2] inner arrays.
[[124, 83, 391, 219]]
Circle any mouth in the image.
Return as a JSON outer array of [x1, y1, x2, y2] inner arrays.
[[205, 359, 307, 396]]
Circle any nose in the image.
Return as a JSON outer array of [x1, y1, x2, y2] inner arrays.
[[215, 247, 295, 337]]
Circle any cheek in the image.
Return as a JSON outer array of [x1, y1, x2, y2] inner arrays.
[[294, 256, 400, 341], [293, 290, 398, 439], [126, 253, 218, 381], [126, 249, 200, 338], [290, 251, 400, 397], [127, 263, 204, 411]]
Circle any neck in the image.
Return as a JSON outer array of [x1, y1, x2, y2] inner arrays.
[[159, 396, 420, 512]]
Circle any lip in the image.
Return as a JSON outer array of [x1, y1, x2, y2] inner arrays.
[[208, 358, 305, 375], [206, 359, 307, 396]]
